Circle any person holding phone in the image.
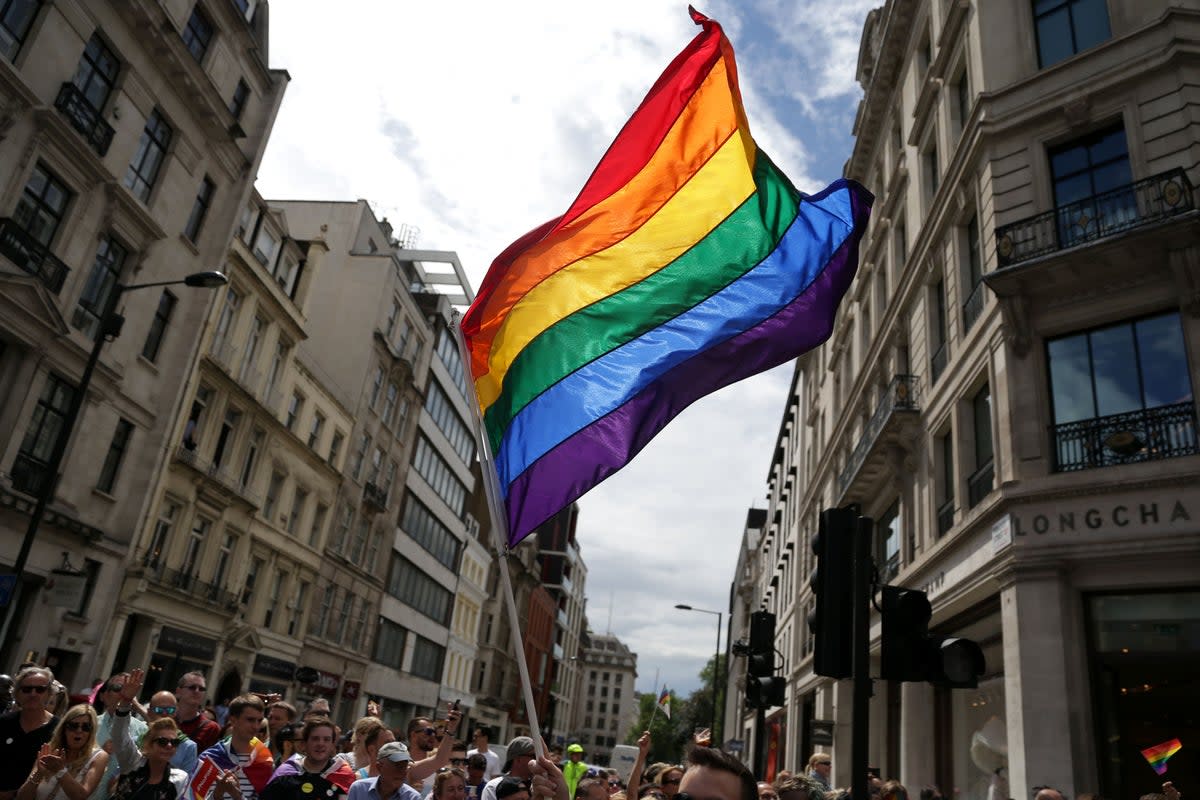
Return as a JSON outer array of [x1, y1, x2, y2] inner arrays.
[[404, 703, 463, 792]]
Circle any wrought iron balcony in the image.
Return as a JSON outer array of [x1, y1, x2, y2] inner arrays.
[[0, 218, 70, 293], [144, 563, 238, 611], [54, 82, 115, 156], [1052, 402, 1198, 472], [362, 481, 388, 512], [995, 168, 1195, 267], [962, 282, 985, 332], [967, 460, 994, 509], [837, 374, 921, 499], [9, 453, 50, 496], [936, 499, 955, 538]]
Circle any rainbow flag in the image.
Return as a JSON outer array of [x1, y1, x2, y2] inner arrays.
[[658, 687, 672, 720], [460, 7, 872, 546], [1141, 738, 1182, 775]]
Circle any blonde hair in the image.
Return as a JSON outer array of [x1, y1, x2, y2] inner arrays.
[[142, 717, 180, 751], [353, 716, 390, 758], [50, 705, 99, 768], [807, 753, 831, 771], [434, 768, 467, 798]]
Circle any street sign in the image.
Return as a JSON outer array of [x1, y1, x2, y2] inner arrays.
[[0, 574, 17, 608], [811, 719, 834, 746]]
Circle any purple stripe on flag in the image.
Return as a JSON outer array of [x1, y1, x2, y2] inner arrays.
[[503, 188, 870, 544]]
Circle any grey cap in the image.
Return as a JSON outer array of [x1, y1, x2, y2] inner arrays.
[[378, 741, 412, 763], [506, 736, 535, 759]]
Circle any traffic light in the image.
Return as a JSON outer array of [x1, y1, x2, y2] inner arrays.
[[880, 585, 986, 687], [744, 611, 784, 708], [809, 507, 855, 678]]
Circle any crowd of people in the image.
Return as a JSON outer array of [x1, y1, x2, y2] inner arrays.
[[0, 665, 1184, 800]]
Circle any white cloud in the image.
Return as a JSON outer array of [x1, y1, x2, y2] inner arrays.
[[258, 1, 871, 700]]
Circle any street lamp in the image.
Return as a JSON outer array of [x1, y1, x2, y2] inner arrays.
[[675, 603, 723, 744], [0, 270, 229, 653]]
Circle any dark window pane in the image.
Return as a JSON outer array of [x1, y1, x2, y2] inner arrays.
[[1073, 0, 1112, 52], [974, 385, 993, 464], [1090, 324, 1141, 417], [1136, 314, 1192, 408], [1048, 334, 1094, 424], [1036, 9, 1074, 67]]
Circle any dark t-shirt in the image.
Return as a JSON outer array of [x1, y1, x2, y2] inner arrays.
[[0, 710, 59, 790], [178, 713, 221, 752]]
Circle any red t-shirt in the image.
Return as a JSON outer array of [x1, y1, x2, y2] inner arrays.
[[178, 713, 222, 751]]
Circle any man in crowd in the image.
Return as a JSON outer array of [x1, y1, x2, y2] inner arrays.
[[678, 747, 756, 800], [404, 705, 463, 790], [564, 744, 588, 798], [306, 698, 332, 719], [95, 671, 145, 800], [267, 700, 299, 763], [198, 694, 274, 800], [468, 728, 501, 781], [0, 666, 58, 800], [480, 737, 537, 800], [347, 741, 421, 800], [468, 753, 489, 799], [146, 688, 197, 773], [177, 670, 221, 751]]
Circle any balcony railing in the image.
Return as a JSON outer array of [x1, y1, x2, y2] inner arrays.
[[1052, 402, 1198, 472], [930, 341, 948, 385], [837, 374, 920, 496], [967, 460, 994, 508], [54, 82, 115, 156], [10, 452, 50, 496], [143, 562, 238, 611], [362, 481, 388, 512], [995, 168, 1196, 267], [936, 499, 955, 538], [0, 218, 70, 293], [962, 282, 985, 332]]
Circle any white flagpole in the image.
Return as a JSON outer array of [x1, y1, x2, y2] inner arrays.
[[452, 315, 545, 759]]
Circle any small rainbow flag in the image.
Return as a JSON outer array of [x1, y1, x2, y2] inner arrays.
[[460, 6, 872, 546], [657, 687, 671, 720], [1141, 738, 1182, 775]]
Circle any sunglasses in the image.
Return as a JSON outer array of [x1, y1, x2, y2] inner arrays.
[[662, 780, 681, 787], [610, 782, 622, 788], [66, 721, 93, 732], [20, 685, 49, 694], [451, 759, 469, 765], [151, 705, 177, 715], [817, 761, 831, 766], [421, 727, 438, 736], [153, 737, 179, 748], [179, 684, 206, 692]]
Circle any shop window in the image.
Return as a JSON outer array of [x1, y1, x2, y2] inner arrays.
[[1049, 124, 1132, 250], [1033, 0, 1111, 69], [1047, 311, 1196, 471]]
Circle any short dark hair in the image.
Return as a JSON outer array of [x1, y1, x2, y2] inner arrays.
[[268, 700, 297, 720], [408, 716, 433, 737], [497, 778, 530, 800], [228, 694, 265, 718], [468, 753, 488, 770], [473, 727, 490, 740], [685, 747, 756, 800], [176, 671, 206, 689], [577, 779, 606, 799], [302, 716, 337, 741]]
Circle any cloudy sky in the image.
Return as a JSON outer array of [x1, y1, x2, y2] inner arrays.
[[257, 0, 876, 699]]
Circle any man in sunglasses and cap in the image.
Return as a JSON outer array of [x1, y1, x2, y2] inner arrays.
[[480, 737, 537, 800]]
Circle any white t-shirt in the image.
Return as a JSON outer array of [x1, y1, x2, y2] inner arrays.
[[468, 748, 501, 781]]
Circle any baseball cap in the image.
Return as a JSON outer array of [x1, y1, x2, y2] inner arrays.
[[502, 736, 536, 771], [379, 741, 413, 763]]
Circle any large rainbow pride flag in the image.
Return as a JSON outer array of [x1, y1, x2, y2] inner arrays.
[[461, 7, 872, 546]]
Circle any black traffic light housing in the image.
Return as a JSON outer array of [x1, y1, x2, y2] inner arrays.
[[746, 675, 786, 708], [809, 507, 856, 679], [880, 585, 985, 687], [744, 611, 784, 708]]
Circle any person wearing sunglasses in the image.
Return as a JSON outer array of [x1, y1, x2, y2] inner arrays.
[[14, 703, 107, 800], [403, 704, 463, 793], [0, 667, 60, 800], [94, 672, 147, 800], [109, 669, 190, 800], [175, 672, 221, 753], [144, 692, 196, 776]]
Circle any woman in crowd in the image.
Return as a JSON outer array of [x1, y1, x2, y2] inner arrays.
[[434, 768, 468, 800], [348, 717, 395, 778], [261, 717, 355, 800], [656, 766, 684, 800], [806, 754, 832, 792], [16, 704, 108, 800], [109, 671, 189, 800]]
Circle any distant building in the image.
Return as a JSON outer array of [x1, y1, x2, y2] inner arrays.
[[574, 632, 638, 766], [0, 0, 287, 681], [535, 503, 587, 747]]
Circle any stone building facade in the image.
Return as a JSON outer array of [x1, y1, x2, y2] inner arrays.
[[727, 2, 1200, 799], [0, 0, 286, 682]]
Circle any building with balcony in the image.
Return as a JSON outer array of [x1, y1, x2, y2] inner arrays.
[[573, 632, 638, 766], [0, 0, 287, 681], [98, 189, 353, 707], [273, 199, 478, 727], [727, 1, 1200, 798], [533, 503, 588, 746]]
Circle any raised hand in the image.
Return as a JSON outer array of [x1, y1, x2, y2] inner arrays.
[[637, 731, 651, 757], [120, 669, 145, 705]]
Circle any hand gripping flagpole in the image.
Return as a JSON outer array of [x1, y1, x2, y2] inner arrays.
[[453, 315, 545, 760]]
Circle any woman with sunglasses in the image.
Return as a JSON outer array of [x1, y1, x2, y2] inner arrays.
[[16, 704, 108, 800], [109, 670, 189, 800], [0, 667, 60, 800]]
